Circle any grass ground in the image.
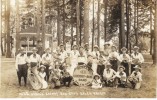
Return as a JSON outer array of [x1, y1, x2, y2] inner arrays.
[[0, 56, 156, 98]]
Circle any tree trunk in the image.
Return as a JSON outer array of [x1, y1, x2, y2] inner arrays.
[[6, 0, 11, 58], [63, 0, 66, 45], [119, 0, 125, 49], [79, 0, 82, 46], [126, 0, 130, 49], [57, 0, 61, 46], [97, 0, 100, 47], [41, 0, 45, 52], [15, 0, 20, 55], [104, 0, 108, 43], [83, 0, 89, 44], [76, 0, 80, 45], [71, 0, 74, 49], [153, 0, 157, 66], [36, 0, 41, 41], [150, 6, 153, 55], [92, 0, 95, 51]]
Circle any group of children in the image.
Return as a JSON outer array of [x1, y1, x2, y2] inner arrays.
[[15, 42, 144, 90]]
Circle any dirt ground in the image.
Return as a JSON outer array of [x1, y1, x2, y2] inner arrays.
[[0, 56, 156, 98]]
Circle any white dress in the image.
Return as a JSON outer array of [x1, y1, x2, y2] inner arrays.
[[91, 79, 102, 89], [38, 72, 48, 89], [69, 50, 79, 76], [92, 51, 100, 75]]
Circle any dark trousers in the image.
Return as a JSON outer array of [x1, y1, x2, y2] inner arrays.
[[110, 60, 118, 71], [97, 65, 105, 78], [17, 64, 28, 86], [62, 76, 73, 87], [104, 79, 114, 87], [114, 77, 126, 88], [121, 62, 129, 76], [44, 64, 50, 82], [129, 80, 136, 89]]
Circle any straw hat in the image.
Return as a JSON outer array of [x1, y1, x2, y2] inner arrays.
[[121, 47, 127, 51], [93, 45, 99, 50], [134, 65, 141, 69], [119, 66, 125, 70], [133, 46, 139, 50], [32, 47, 38, 51], [39, 65, 46, 71], [45, 47, 51, 51], [111, 45, 117, 49], [106, 62, 112, 67], [93, 74, 100, 79], [59, 44, 64, 47], [18, 47, 25, 51], [104, 42, 110, 46]]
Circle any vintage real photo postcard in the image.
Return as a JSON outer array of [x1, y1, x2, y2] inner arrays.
[[0, 0, 157, 98]]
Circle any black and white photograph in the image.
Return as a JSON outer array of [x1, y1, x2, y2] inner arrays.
[[0, 0, 157, 98]]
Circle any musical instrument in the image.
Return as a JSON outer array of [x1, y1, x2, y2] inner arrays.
[[73, 65, 93, 86], [28, 67, 42, 90]]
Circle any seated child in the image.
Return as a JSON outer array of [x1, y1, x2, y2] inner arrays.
[[49, 62, 62, 88], [128, 65, 142, 89], [38, 65, 48, 89], [91, 74, 102, 89], [114, 66, 127, 88], [61, 65, 73, 87], [103, 62, 116, 87]]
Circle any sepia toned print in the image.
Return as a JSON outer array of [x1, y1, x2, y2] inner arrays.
[[0, 0, 157, 98]]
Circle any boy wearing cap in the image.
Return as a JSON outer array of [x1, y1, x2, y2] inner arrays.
[[42, 48, 53, 81], [15, 47, 29, 86], [103, 62, 116, 87], [130, 46, 144, 73], [119, 47, 131, 76], [114, 66, 127, 88], [108, 45, 120, 71], [128, 65, 142, 89]]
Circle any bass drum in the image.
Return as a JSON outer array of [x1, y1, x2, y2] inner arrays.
[[73, 65, 93, 86], [28, 73, 42, 90]]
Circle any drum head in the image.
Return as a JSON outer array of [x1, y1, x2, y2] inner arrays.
[[28, 73, 42, 90], [73, 65, 93, 86]]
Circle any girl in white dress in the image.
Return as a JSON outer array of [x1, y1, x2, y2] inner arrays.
[[38, 65, 48, 89], [91, 74, 102, 89]]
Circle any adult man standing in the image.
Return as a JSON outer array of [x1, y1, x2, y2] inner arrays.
[[15, 47, 28, 86]]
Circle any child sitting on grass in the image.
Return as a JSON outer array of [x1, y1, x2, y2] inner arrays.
[[91, 74, 102, 89], [128, 65, 142, 89]]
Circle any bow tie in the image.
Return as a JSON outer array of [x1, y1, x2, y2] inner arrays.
[[46, 54, 49, 57], [119, 72, 124, 76], [107, 69, 110, 73], [20, 53, 24, 56], [33, 54, 36, 58]]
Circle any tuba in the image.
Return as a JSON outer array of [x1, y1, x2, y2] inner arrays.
[[28, 66, 43, 90]]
